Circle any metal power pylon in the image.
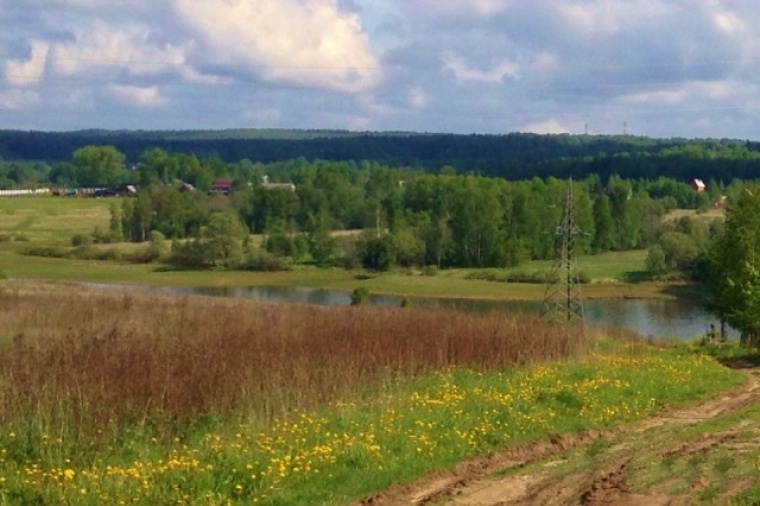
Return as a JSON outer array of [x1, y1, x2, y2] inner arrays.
[[541, 180, 586, 322]]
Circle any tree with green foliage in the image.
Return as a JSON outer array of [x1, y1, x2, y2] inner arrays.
[[591, 194, 614, 253], [359, 232, 397, 271], [707, 186, 760, 347], [202, 210, 249, 268], [109, 202, 123, 240], [72, 145, 126, 187]]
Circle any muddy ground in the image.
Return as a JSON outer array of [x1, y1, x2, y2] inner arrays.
[[358, 361, 760, 505]]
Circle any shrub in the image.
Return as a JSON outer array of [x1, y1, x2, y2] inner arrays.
[[350, 286, 371, 306], [71, 246, 122, 262], [21, 244, 69, 259], [465, 269, 508, 282], [0, 233, 12, 243], [240, 250, 291, 272], [125, 246, 161, 264], [91, 226, 121, 244], [168, 240, 214, 270], [422, 265, 438, 277], [70, 233, 93, 247]]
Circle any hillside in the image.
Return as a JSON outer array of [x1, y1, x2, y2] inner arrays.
[[3, 129, 760, 181]]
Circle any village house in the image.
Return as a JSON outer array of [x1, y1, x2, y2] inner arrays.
[[691, 179, 706, 193], [210, 178, 234, 196]]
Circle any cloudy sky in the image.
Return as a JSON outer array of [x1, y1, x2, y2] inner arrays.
[[1, 0, 759, 138]]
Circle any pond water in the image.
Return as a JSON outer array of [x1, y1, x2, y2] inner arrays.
[[86, 283, 734, 341]]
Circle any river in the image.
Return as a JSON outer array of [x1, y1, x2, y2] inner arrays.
[[84, 283, 732, 341]]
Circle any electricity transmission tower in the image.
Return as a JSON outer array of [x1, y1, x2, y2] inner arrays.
[[542, 179, 586, 322]]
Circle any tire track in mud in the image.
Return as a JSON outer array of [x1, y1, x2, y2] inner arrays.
[[358, 366, 760, 506]]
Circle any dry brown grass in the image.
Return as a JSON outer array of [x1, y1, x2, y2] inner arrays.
[[0, 282, 588, 438]]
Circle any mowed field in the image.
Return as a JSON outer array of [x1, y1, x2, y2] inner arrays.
[[0, 196, 113, 243]]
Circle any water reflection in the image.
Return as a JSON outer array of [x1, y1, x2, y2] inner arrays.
[[82, 282, 734, 341]]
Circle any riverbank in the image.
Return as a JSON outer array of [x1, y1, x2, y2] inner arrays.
[[1, 247, 704, 302]]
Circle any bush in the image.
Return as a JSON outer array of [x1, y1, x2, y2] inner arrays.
[[350, 286, 371, 306], [168, 240, 214, 270], [240, 250, 291, 272], [70, 233, 93, 247], [422, 265, 438, 277], [92, 226, 121, 244], [21, 244, 69, 259], [70, 246, 122, 262], [125, 246, 161, 264], [465, 269, 508, 282], [0, 233, 12, 243], [503, 271, 548, 283]]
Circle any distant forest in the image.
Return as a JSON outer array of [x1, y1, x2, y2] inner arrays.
[[2, 129, 760, 182]]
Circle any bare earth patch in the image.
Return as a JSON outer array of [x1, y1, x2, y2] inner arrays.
[[357, 367, 760, 506]]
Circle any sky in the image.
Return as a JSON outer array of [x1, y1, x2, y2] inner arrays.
[[1, 0, 759, 138]]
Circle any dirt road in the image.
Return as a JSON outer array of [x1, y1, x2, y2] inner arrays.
[[359, 362, 760, 505]]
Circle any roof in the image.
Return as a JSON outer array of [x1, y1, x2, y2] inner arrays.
[[213, 178, 234, 189]]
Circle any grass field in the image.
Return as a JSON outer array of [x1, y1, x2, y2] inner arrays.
[[0, 282, 747, 505], [0, 196, 114, 243]]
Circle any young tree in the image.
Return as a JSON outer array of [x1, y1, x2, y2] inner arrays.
[[203, 210, 249, 268], [707, 186, 760, 347], [591, 194, 614, 253]]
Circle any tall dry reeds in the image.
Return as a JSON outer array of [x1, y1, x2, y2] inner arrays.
[[0, 283, 587, 436]]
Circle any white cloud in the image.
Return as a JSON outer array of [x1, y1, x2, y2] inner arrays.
[[406, 0, 513, 16], [5, 41, 50, 86], [242, 107, 283, 124], [557, 0, 677, 36], [622, 88, 688, 105], [0, 89, 40, 109], [713, 10, 743, 34], [521, 118, 572, 135], [442, 52, 518, 83], [174, 0, 381, 93], [108, 85, 164, 107], [51, 23, 186, 77], [408, 87, 428, 109], [348, 115, 373, 130]]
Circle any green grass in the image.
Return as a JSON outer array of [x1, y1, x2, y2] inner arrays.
[[0, 197, 113, 243], [497, 249, 649, 282], [0, 246, 671, 301], [0, 343, 743, 505]]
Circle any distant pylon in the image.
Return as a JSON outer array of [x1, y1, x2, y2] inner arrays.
[[541, 179, 586, 323]]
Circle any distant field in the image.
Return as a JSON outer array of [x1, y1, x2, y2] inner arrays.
[[0, 196, 114, 242], [663, 207, 725, 222], [503, 249, 649, 283]]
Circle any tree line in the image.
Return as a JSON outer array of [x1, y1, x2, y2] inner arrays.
[[23, 145, 731, 275], [2, 130, 760, 184]]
